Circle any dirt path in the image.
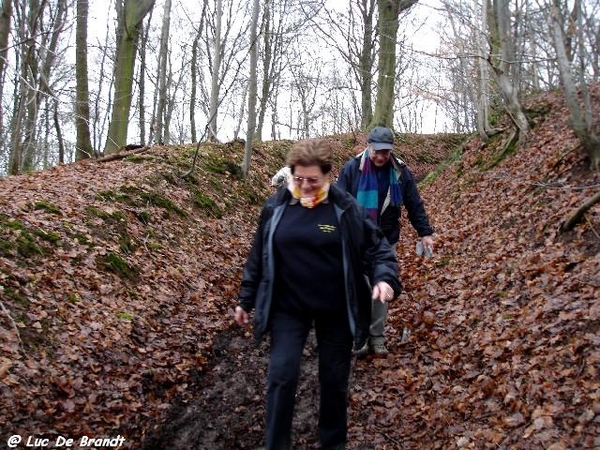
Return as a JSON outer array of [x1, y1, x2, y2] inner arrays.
[[140, 327, 323, 450]]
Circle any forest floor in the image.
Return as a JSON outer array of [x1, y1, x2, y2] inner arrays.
[[140, 327, 316, 450], [1, 87, 599, 450]]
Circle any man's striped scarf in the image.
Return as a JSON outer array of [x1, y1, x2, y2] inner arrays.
[[356, 150, 402, 222]]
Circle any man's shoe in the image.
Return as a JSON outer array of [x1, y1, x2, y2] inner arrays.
[[354, 341, 370, 359], [370, 341, 389, 356]]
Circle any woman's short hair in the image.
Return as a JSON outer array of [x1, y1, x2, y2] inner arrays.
[[286, 139, 333, 174]]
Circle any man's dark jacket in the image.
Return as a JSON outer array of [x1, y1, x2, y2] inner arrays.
[[336, 151, 433, 245], [237, 183, 401, 346]]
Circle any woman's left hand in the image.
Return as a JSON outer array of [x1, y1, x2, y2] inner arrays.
[[372, 281, 395, 303]]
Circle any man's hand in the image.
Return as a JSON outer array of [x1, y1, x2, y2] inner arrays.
[[422, 235, 434, 254], [372, 281, 395, 304], [234, 306, 249, 326]]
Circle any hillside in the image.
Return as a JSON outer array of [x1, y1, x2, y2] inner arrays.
[[1, 87, 599, 449]]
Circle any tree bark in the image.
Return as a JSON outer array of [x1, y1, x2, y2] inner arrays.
[[242, 0, 261, 177], [188, 0, 206, 144], [207, 0, 223, 142], [489, 0, 529, 145], [359, 0, 375, 129], [255, 0, 272, 142], [104, 0, 155, 155], [0, 0, 13, 132], [53, 99, 65, 164], [476, 0, 491, 140], [139, 15, 151, 145], [550, 0, 600, 171], [9, 0, 43, 174], [370, 0, 418, 129], [155, 0, 172, 145], [75, 0, 94, 160], [190, 35, 199, 143]]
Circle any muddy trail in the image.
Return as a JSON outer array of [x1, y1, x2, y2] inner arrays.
[[139, 316, 419, 450], [140, 327, 327, 450]]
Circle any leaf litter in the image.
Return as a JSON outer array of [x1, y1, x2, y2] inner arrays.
[[1, 88, 599, 449]]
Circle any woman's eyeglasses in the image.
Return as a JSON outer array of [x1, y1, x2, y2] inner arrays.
[[293, 175, 321, 186]]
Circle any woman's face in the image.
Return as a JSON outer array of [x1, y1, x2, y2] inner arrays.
[[292, 165, 327, 197]]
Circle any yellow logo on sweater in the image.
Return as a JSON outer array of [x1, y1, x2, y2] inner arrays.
[[318, 224, 336, 233]]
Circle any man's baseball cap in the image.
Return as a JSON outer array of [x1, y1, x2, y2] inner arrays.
[[367, 126, 394, 151]]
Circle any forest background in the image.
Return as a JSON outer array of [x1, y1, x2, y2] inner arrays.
[[1, 0, 598, 178], [1, 0, 600, 447]]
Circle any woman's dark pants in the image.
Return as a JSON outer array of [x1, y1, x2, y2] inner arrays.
[[266, 310, 353, 450]]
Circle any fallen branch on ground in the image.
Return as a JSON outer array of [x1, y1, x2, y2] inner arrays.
[[560, 191, 600, 232], [97, 145, 149, 162]]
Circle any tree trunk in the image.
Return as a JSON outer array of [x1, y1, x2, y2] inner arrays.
[[0, 0, 13, 132], [9, 0, 42, 174], [21, 1, 42, 172], [270, 86, 279, 140], [242, 0, 261, 177], [550, 0, 600, 171], [190, 35, 199, 143], [207, 0, 223, 142], [104, 0, 155, 155], [75, 0, 94, 160], [370, 0, 418, 129], [489, 0, 529, 145], [359, 0, 375, 129], [476, 0, 491, 140], [188, 0, 206, 144], [234, 82, 248, 140], [255, 0, 272, 142], [53, 99, 65, 164], [139, 15, 151, 145], [155, 0, 172, 145]]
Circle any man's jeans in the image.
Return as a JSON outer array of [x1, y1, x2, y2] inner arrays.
[[369, 242, 397, 345]]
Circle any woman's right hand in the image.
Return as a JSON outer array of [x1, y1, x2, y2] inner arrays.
[[234, 306, 249, 326]]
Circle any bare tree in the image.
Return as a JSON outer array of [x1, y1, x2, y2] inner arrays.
[[189, 0, 207, 145], [190, 34, 200, 143], [155, 0, 172, 145], [0, 0, 13, 137], [486, 0, 529, 147], [370, 0, 419, 129], [288, 48, 323, 139], [9, 0, 70, 174], [314, 0, 377, 130], [89, 8, 115, 153], [357, 0, 377, 129], [254, 0, 322, 140], [191, 0, 252, 143], [75, 0, 94, 160], [138, 13, 152, 145], [255, 0, 287, 141], [475, 0, 494, 139], [207, 0, 223, 142], [242, 0, 261, 177], [549, 0, 599, 171], [104, 0, 155, 155]]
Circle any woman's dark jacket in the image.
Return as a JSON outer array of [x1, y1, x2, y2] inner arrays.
[[336, 151, 434, 245], [237, 183, 401, 346]]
